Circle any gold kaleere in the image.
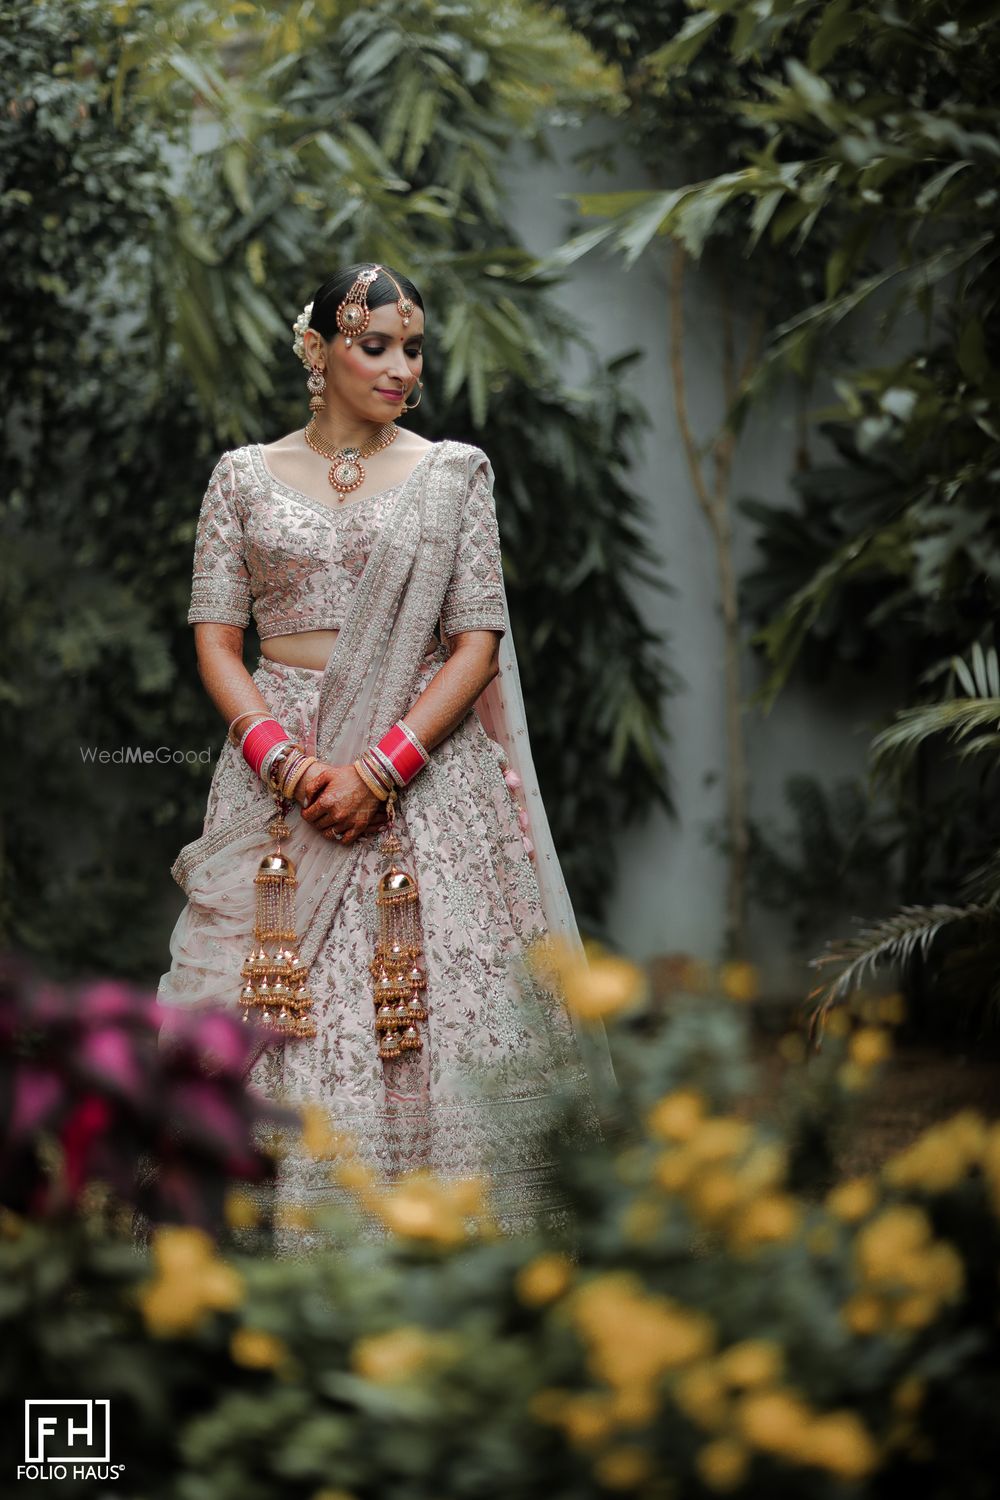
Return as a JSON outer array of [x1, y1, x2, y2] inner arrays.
[[239, 798, 316, 1038], [369, 793, 428, 1060]]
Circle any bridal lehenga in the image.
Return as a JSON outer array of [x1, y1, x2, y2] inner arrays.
[[155, 438, 616, 1255]]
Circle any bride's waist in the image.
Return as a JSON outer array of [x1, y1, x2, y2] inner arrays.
[[260, 628, 439, 671]]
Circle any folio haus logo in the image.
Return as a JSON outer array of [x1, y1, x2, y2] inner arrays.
[[18, 1400, 125, 1482]]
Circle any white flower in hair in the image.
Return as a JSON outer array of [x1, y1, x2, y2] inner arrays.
[[291, 301, 314, 367]]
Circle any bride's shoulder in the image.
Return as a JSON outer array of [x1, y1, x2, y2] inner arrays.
[[434, 436, 491, 467]]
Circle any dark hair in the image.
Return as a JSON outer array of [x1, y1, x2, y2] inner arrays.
[[308, 262, 425, 338]]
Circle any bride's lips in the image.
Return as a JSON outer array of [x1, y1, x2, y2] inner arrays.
[[374, 387, 405, 404]]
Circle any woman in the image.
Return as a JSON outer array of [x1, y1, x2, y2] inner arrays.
[[156, 263, 616, 1255]]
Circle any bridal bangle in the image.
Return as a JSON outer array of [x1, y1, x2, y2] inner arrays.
[[373, 720, 430, 787]]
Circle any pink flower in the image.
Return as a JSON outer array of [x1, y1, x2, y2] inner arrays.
[[78, 1027, 144, 1100], [521, 835, 535, 858], [517, 808, 530, 832], [503, 769, 522, 792], [59, 1095, 114, 1198], [10, 1066, 62, 1139]]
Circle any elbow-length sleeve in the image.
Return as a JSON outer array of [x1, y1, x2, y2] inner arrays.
[[186, 451, 253, 628], [439, 460, 507, 638]]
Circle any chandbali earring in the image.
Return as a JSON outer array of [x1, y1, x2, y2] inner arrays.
[[402, 378, 424, 412], [307, 364, 326, 413]]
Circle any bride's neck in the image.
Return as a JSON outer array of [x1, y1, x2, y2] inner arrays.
[[307, 412, 389, 450]]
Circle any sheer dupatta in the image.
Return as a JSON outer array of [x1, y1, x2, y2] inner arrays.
[[158, 440, 617, 1101]]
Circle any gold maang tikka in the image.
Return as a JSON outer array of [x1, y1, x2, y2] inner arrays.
[[335, 264, 416, 347]]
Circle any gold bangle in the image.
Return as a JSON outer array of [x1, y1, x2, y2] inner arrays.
[[353, 757, 390, 801], [283, 754, 318, 801]]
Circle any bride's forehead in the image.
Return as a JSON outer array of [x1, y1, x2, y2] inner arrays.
[[365, 305, 425, 336]]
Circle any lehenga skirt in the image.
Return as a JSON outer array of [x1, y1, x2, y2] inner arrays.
[[156, 643, 600, 1254]]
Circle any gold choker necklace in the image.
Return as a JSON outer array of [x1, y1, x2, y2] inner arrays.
[[304, 417, 399, 495]]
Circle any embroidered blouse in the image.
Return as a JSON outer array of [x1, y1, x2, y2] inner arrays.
[[186, 442, 507, 640]]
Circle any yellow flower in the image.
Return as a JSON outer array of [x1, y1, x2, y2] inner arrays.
[[854, 1204, 933, 1285], [608, 1381, 659, 1428], [689, 1118, 753, 1163], [372, 1168, 484, 1244], [556, 1391, 618, 1450], [275, 1201, 314, 1232], [530, 936, 646, 1020], [310, 1491, 357, 1500], [736, 1142, 788, 1194], [695, 1437, 749, 1492], [139, 1226, 244, 1337], [332, 1155, 378, 1196], [883, 1111, 986, 1193], [842, 1292, 886, 1336], [892, 1293, 940, 1330], [826, 1176, 878, 1223], [223, 1189, 260, 1231], [593, 1444, 652, 1489], [571, 1274, 714, 1389], [654, 1148, 698, 1194], [823, 1008, 852, 1038], [646, 1089, 707, 1143], [230, 1327, 289, 1370], [515, 1252, 575, 1307], [735, 1388, 814, 1461], [716, 1339, 783, 1390], [719, 961, 759, 1003], [351, 1326, 456, 1384], [849, 1027, 892, 1069], [805, 1411, 880, 1479], [729, 1193, 801, 1251], [688, 1168, 746, 1228], [299, 1102, 348, 1160], [877, 992, 906, 1025], [672, 1363, 729, 1431]]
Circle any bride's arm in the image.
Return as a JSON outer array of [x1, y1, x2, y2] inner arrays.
[[398, 630, 501, 751]]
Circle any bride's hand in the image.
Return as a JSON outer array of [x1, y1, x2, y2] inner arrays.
[[296, 761, 389, 843]]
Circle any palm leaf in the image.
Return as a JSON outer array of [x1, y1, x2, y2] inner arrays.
[[807, 902, 996, 1031]]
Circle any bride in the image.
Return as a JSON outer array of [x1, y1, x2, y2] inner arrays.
[[156, 262, 616, 1254]]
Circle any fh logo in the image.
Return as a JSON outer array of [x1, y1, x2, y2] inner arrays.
[[18, 1400, 125, 1481]]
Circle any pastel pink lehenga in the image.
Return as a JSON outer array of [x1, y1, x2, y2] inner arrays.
[[156, 437, 617, 1254]]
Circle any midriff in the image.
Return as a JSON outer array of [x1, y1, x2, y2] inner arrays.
[[261, 628, 442, 672], [261, 630, 340, 671]]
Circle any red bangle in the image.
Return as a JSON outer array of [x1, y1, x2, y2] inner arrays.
[[242, 718, 288, 777], [375, 722, 429, 786]]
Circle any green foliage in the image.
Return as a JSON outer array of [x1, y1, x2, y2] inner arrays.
[[748, 775, 900, 949], [5, 962, 1000, 1496], [1, 0, 673, 975]]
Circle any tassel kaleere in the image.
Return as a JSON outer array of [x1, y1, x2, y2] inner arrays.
[[369, 792, 428, 1060], [239, 797, 316, 1038]]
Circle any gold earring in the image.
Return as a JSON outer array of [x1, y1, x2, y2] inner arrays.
[[307, 365, 326, 412], [402, 378, 424, 412]]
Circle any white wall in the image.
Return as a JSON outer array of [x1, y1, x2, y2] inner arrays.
[[502, 125, 884, 986]]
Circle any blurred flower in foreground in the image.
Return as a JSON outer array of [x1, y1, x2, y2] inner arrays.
[[719, 962, 759, 1003], [527, 936, 647, 1020], [138, 1225, 244, 1336], [351, 1325, 460, 1384], [515, 1251, 575, 1307], [366, 1167, 490, 1245]]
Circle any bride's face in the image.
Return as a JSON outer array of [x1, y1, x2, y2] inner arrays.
[[308, 301, 425, 423]]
